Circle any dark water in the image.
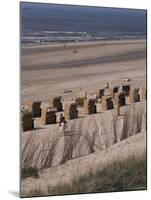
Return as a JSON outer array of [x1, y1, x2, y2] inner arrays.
[[20, 2, 147, 43]]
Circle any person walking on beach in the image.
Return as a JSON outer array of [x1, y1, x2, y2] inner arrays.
[[59, 114, 64, 125], [59, 114, 67, 134]]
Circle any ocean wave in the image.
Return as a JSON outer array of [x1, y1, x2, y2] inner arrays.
[[43, 31, 88, 34]]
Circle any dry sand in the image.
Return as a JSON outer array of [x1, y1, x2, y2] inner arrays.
[[21, 39, 146, 104]]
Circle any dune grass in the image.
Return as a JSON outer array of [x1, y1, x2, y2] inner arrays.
[[47, 154, 147, 195]]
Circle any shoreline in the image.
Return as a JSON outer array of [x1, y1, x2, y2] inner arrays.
[[21, 38, 146, 50], [21, 36, 146, 47], [21, 38, 146, 71]]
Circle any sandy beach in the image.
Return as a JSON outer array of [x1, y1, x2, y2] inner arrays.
[[20, 3, 147, 197], [21, 39, 146, 103]]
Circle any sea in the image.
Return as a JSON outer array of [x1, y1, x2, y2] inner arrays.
[[20, 2, 147, 44]]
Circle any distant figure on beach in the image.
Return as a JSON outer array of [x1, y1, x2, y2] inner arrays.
[[40, 39, 44, 44], [59, 114, 67, 134], [94, 93, 98, 103], [105, 82, 110, 89], [63, 41, 67, 48], [59, 113, 64, 124], [118, 85, 123, 93]]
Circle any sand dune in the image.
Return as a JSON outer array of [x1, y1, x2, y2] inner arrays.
[[21, 131, 146, 197]]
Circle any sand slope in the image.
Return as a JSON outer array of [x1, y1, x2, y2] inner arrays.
[[21, 131, 146, 197]]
